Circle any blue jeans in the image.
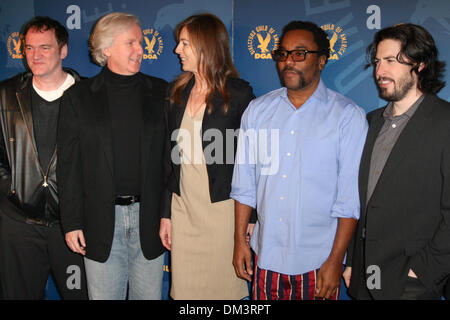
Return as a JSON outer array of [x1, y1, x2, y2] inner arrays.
[[84, 202, 164, 300]]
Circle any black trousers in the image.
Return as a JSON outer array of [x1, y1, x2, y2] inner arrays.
[[0, 213, 88, 299]]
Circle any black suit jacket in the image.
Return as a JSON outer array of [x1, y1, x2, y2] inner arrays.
[[164, 77, 254, 218], [57, 68, 168, 262], [348, 94, 450, 299]]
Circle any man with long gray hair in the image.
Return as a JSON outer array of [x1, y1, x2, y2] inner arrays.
[[57, 12, 168, 299]]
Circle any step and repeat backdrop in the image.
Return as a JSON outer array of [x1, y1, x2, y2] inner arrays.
[[1, 0, 449, 300]]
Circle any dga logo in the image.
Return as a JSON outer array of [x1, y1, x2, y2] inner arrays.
[[7, 32, 24, 59], [142, 28, 163, 60], [248, 25, 279, 60], [321, 24, 347, 60]]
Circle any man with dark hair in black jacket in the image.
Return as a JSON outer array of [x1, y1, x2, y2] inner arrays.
[[344, 23, 449, 300], [0, 16, 87, 299]]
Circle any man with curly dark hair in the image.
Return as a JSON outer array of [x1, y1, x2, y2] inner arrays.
[[344, 23, 450, 300]]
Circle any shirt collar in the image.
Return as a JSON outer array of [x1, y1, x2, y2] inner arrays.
[[383, 94, 425, 120], [312, 79, 328, 103], [280, 78, 327, 108]]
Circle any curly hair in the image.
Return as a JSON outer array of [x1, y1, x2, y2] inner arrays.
[[366, 23, 446, 94]]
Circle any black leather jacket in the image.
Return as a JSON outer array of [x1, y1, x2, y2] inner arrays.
[[0, 68, 81, 226]]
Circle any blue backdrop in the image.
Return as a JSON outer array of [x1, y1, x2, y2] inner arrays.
[[1, 0, 449, 300]]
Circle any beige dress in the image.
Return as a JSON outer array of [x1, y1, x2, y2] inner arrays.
[[170, 108, 248, 300]]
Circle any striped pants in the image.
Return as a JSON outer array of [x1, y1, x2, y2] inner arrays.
[[252, 256, 339, 300]]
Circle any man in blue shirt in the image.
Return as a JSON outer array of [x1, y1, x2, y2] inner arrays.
[[231, 21, 368, 300]]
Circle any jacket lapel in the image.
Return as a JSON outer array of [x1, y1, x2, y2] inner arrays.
[[201, 90, 223, 132], [15, 85, 38, 149], [90, 71, 114, 175], [140, 75, 156, 184], [201, 90, 223, 179], [174, 79, 194, 129], [169, 80, 193, 183], [360, 109, 385, 213], [368, 97, 432, 204]]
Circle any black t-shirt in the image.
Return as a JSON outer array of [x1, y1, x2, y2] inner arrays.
[[31, 87, 59, 170]]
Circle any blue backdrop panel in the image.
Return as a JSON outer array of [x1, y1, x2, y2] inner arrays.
[[0, 0, 35, 79], [0, 0, 449, 301], [234, 0, 450, 111], [34, 0, 233, 82]]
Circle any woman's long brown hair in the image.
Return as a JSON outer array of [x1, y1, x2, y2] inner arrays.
[[170, 13, 239, 115]]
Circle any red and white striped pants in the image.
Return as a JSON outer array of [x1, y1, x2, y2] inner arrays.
[[252, 256, 340, 300]]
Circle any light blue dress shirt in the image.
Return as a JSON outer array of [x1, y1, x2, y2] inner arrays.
[[231, 80, 368, 275]]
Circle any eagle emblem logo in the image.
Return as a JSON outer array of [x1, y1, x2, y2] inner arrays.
[[321, 24, 347, 61], [248, 25, 279, 60], [256, 33, 271, 53], [142, 28, 163, 60], [144, 36, 157, 54], [7, 32, 24, 59]]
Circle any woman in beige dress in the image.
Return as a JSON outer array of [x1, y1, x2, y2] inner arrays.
[[159, 13, 255, 299]]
